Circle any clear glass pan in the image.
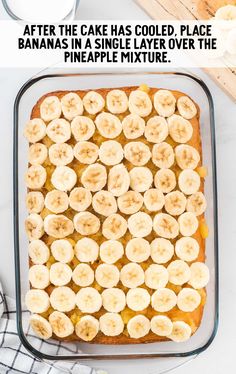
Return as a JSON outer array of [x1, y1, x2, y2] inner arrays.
[[13, 71, 219, 362]]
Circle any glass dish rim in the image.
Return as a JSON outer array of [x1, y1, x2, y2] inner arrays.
[[13, 70, 219, 361]]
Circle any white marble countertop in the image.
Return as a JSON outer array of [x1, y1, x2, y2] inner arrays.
[[0, 0, 235, 373]]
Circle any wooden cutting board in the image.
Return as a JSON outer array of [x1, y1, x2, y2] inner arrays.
[[136, 0, 236, 101]]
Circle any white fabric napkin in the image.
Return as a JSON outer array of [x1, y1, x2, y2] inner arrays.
[[0, 282, 107, 374]]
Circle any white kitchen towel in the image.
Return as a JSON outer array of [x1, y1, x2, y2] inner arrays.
[[0, 282, 105, 374]]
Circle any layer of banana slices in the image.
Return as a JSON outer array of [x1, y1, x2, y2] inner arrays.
[[24, 86, 209, 343]]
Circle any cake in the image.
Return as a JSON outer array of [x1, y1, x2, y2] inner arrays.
[[24, 85, 209, 344]]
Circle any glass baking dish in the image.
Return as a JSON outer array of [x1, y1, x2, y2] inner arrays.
[[13, 71, 219, 364]]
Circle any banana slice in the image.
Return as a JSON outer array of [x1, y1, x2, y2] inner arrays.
[[168, 321, 192, 342], [128, 90, 152, 117], [175, 145, 200, 170], [49, 311, 74, 338], [61, 92, 84, 120], [177, 96, 197, 119], [100, 240, 124, 264], [102, 213, 127, 240], [167, 260, 191, 285], [151, 288, 177, 312], [126, 288, 150, 311], [25, 213, 44, 241], [120, 263, 144, 288], [177, 288, 201, 312], [28, 143, 48, 165], [106, 89, 128, 114], [99, 140, 123, 166], [126, 238, 150, 263], [45, 190, 69, 214], [92, 190, 117, 217], [95, 112, 122, 139], [75, 237, 99, 262], [51, 166, 77, 192], [24, 118, 46, 143], [95, 264, 120, 288], [108, 164, 130, 196], [83, 91, 105, 115], [154, 169, 176, 193], [186, 192, 207, 216], [30, 240, 50, 270], [40, 96, 61, 122], [74, 212, 100, 236], [29, 264, 49, 289], [168, 114, 193, 143], [25, 289, 50, 313], [188, 262, 210, 289], [72, 263, 94, 287], [75, 315, 99, 342], [74, 141, 99, 164], [124, 141, 151, 166], [49, 143, 74, 166], [118, 191, 143, 215], [154, 89, 176, 117], [81, 163, 107, 192], [30, 314, 52, 340], [25, 165, 47, 189], [46, 119, 71, 144], [178, 169, 200, 195], [145, 116, 169, 143], [178, 212, 199, 236], [145, 264, 169, 289], [175, 237, 199, 262], [152, 142, 175, 169], [130, 166, 153, 192], [76, 287, 102, 313], [151, 315, 173, 337], [153, 213, 179, 239], [122, 114, 145, 139], [215, 5, 236, 21], [164, 191, 187, 216], [150, 238, 174, 264], [143, 188, 165, 212], [44, 214, 74, 239], [29, 240, 50, 265], [69, 187, 92, 212], [102, 288, 126, 313], [71, 116, 95, 141], [51, 239, 74, 263], [26, 191, 44, 214], [128, 212, 152, 238], [100, 312, 124, 337], [50, 262, 72, 286], [127, 315, 150, 339], [50, 286, 76, 312]]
